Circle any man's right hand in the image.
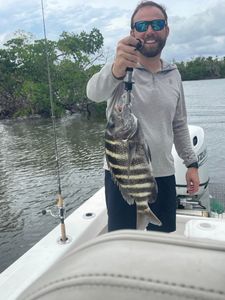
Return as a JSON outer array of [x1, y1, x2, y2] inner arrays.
[[112, 36, 142, 79]]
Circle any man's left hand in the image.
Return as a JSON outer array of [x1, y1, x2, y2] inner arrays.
[[186, 168, 200, 194]]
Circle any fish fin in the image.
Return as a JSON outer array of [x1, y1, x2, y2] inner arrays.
[[128, 141, 137, 171], [143, 142, 152, 163], [106, 158, 119, 186], [106, 154, 134, 205], [147, 179, 158, 204], [120, 189, 135, 205], [136, 208, 162, 230]]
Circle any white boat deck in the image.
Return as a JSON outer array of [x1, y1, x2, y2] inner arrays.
[[0, 187, 225, 300]]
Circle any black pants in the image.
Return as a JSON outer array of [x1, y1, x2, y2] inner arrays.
[[105, 170, 177, 233]]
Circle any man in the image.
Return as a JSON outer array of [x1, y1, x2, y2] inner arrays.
[[86, 1, 200, 232]]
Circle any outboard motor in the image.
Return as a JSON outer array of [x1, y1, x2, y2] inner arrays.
[[172, 125, 210, 215]]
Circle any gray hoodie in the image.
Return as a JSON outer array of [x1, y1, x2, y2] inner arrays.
[[86, 61, 197, 177]]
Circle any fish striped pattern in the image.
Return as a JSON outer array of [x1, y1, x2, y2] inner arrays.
[[105, 131, 157, 205]]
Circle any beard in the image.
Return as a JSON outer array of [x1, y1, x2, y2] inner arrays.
[[139, 34, 167, 57]]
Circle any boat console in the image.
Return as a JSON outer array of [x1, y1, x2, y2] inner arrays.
[[172, 125, 210, 216]]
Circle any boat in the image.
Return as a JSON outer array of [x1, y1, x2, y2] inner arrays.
[[0, 125, 225, 300]]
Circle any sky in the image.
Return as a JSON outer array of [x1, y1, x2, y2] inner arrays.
[[0, 0, 225, 62]]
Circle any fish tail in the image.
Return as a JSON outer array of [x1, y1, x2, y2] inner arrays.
[[136, 205, 162, 230]]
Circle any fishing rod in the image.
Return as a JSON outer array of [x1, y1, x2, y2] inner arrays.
[[40, 0, 67, 242]]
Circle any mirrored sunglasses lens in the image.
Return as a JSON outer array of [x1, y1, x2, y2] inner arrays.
[[135, 22, 148, 32], [151, 20, 165, 31]]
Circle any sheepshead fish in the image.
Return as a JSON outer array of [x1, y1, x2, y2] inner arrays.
[[105, 101, 162, 230]]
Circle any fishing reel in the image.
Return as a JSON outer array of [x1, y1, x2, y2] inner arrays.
[[42, 194, 68, 242], [42, 197, 66, 220], [42, 207, 65, 219]]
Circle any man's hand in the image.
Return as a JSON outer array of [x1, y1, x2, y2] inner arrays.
[[112, 36, 142, 79], [186, 167, 200, 194]]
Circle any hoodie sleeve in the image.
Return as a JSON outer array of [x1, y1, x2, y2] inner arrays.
[[86, 63, 124, 103], [173, 80, 198, 167]]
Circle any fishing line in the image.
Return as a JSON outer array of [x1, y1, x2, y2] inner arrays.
[[40, 0, 67, 242], [40, 0, 61, 195]]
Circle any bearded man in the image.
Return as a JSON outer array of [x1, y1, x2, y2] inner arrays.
[[87, 1, 199, 233]]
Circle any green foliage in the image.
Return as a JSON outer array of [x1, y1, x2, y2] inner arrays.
[[0, 29, 104, 119], [1, 27, 225, 119], [13, 107, 32, 118], [176, 56, 225, 81], [90, 102, 107, 119]]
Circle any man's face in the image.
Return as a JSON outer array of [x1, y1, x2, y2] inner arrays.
[[131, 6, 169, 58]]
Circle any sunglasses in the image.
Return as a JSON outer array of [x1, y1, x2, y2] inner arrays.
[[132, 19, 166, 32]]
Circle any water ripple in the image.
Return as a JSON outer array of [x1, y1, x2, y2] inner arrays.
[[1, 79, 225, 272]]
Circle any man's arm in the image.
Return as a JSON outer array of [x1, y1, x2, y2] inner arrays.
[[173, 80, 200, 194], [173, 80, 197, 167], [86, 63, 122, 103]]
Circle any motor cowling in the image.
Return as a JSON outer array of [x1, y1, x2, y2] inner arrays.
[[172, 125, 209, 198]]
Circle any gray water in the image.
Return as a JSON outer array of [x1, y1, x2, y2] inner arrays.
[[0, 115, 105, 272], [0, 78, 225, 273]]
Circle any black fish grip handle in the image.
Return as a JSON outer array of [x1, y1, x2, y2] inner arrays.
[[124, 67, 134, 91], [124, 39, 143, 92]]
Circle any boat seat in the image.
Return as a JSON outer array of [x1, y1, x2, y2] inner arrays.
[[18, 230, 225, 300]]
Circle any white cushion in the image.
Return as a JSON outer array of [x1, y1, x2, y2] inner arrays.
[[18, 230, 225, 300]]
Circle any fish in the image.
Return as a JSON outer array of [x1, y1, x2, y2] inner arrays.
[[105, 100, 162, 230]]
